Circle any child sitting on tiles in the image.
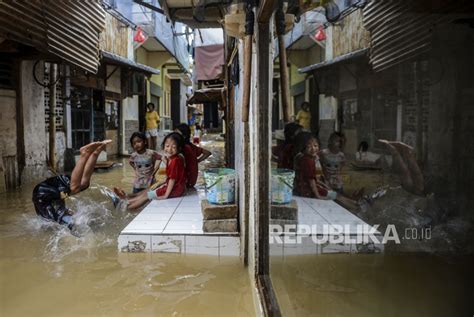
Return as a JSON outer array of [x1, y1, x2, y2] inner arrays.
[[174, 123, 211, 188], [129, 132, 162, 193], [113, 132, 187, 210], [319, 132, 346, 193], [292, 132, 362, 211]]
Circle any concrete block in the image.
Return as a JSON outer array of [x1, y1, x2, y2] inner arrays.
[[201, 199, 238, 220], [271, 200, 298, 220], [203, 218, 238, 233]]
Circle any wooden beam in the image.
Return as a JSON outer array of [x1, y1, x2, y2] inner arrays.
[[257, 0, 276, 23]]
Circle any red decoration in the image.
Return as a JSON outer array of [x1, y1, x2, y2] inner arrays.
[[134, 27, 146, 44], [314, 27, 326, 41]]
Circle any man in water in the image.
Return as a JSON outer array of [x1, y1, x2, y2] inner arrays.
[[32, 140, 112, 229]]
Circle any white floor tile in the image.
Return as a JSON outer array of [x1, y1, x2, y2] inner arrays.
[[121, 228, 164, 234], [144, 206, 177, 214], [185, 235, 219, 255], [178, 201, 201, 207], [174, 206, 202, 214], [133, 213, 173, 221], [170, 213, 203, 221], [148, 200, 180, 208], [124, 220, 168, 231], [162, 228, 204, 234], [165, 220, 203, 231], [219, 237, 240, 256]]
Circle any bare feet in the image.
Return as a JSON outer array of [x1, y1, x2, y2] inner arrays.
[[113, 187, 127, 199], [93, 143, 107, 155], [79, 142, 102, 156]]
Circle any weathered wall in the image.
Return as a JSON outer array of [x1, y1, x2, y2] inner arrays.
[[20, 61, 48, 184], [0, 89, 17, 189], [331, 9, 370, 58], [106, 130, 119, 156], [100, 12, 132, 58], [0, 89, 16, 157], [122, 95, 139, 154]]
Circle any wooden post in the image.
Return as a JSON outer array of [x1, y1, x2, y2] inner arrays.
[[242, 3, 255, 123], [255, 21, 282, 317], [49, 64, 57, 172], [276, 8, 290, 123], [242, 35, 253, 122], [278, 36, 290, 122]]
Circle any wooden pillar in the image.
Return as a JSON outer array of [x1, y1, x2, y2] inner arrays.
[[276, 8, 290, 123], [242, 34, 253, 122], [255, 21, 281, 317]]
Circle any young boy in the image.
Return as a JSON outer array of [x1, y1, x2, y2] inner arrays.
[[32, 140, 112, 229]]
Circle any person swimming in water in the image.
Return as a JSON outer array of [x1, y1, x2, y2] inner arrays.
[[32, 140, 112, 230]]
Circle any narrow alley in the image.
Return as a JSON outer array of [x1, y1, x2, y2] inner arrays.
[[1, 0, 474, 316]]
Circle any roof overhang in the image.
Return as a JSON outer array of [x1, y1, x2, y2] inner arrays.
[[187, 87, 226, 105], [101, 51, 160, 75], [298, 48, 368, 74], [157, 0, 226, 28]]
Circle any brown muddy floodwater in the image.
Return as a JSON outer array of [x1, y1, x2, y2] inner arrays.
[[0, 136, 255, 317], [2, 134, 474, 316]]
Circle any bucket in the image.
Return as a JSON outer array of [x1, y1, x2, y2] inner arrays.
[[204, 168, 236, 204], [271, 169, 295, 204]]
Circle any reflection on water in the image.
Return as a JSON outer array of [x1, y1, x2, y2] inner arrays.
[[0, 135, 253, 317], [271, 254, 474, 317]]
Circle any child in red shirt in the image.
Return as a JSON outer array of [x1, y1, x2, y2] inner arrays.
[[175, 123, 211, 188], [114, 132, 187, 210], [293, 132, 336, 199], [293, 132, 361, 211]]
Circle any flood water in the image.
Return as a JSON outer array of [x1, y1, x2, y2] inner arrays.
[[0, 135, 255, 317], [271, 253, 474, 316]]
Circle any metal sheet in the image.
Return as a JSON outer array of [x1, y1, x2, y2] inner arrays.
[[0, 0, 105, 74], [298, 48, 368, 73], [363, 0, 474, 72], [101, 50, 160, 75]]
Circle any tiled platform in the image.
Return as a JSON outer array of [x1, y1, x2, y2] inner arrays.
[[118, 192, 382, 257], [270, 197, 384, 256], [118, 191, 240, 257]]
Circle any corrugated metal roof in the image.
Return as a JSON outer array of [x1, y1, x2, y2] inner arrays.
[[101, 50, 160, 74], [298, 48, 368, 73], [363, 0, 474, 72], [0, 0, 105, 74]]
